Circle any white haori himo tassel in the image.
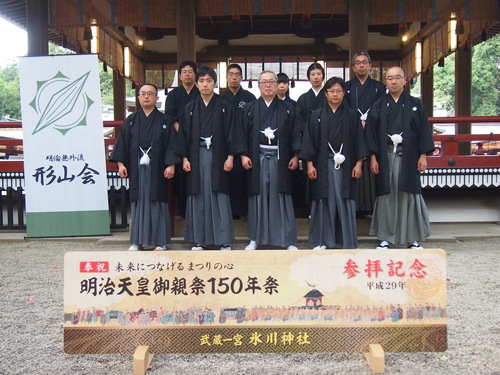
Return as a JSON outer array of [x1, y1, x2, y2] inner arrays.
[[328, 142, 345, 170], [139, 145, 152, 165], [358, 108, 370, 122], [201, 136, 213, 149], [388, 132, 403, 153], [260, 127, 277, 145]]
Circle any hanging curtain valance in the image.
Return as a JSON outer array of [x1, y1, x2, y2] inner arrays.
[[49, 0, 500, 29]]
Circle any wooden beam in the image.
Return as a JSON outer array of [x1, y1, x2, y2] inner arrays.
[[349, 0, 369, 67], [26, 0, 48, 56], [101, 26, 146, 60], [401, 21, 446, 56], [143, 47, 400, 65], [176, 0, 196, 63]]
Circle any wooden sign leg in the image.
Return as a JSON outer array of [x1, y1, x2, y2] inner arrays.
[[133, 345, 154, 375], [363, 343, 385, 373]]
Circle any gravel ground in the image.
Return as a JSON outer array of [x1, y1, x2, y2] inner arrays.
[[0, 238, 499, 375]]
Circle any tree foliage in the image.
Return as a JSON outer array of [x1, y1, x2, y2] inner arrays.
[[433, 54, 456, 113], [432, 33, 500, 116], [0, 63, 21, 120], [470, 34, 500, 116]]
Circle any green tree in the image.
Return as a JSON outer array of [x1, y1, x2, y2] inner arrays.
[[49, 41, 75, 56], [0, 63, 21, 119], [100, 67, 114, 106], [99, 64, 136, 107], [471, 34, 500, 116], [432, 54, 456, 113], [428, 34, 500, 116]]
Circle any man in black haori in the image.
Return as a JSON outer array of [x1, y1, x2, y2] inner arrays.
[[176, 66, 241, 251], [345, 52, 386, 128], [240, 71, 301, 250], [345, 52, 386, 215], [365, 66, 434, 250], [110, 84, 178, 251], [220, 63, 256, 111], [300, 77, 367, 249], [164, 60, 199, 132], [220, 63, 256, 219], [164, 60, 200, 217]]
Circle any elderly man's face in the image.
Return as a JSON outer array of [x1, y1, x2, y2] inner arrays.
[[258, 72, 278, 100]]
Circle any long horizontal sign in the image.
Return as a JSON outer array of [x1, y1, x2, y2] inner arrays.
[[64, 249, 447, 354]]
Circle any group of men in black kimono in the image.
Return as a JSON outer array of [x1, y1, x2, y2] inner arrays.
[[111, 52, 434, 251]]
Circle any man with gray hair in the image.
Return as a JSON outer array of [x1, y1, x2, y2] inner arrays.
[[239, 71, 301, 250]]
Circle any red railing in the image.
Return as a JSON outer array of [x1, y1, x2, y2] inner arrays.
[[1, 117, 499, 171], [428, 116, 500, 168]]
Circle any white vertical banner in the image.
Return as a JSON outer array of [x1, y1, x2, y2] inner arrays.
[[19, 55, 110, 237]]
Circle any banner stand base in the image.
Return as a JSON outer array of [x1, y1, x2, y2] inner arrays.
[[363, 343, 385, 373], [133, 346, 154, 375]]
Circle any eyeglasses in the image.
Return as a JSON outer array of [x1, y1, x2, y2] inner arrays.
[[386, 75, 404, 82], [228, 72, 242, 77], [139, 91, 156, 97], [258, 80, 277, 86], [354, 60, 370, 66], [326, 89, 344, 94]]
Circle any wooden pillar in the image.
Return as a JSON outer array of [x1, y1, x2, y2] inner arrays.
[[455, 47, 472, 155], [421, 68, 434, 117], [26, 0, 48, 56], [349, 0, 369, 68], [176, 0, 196, 64], [113, 71, 126, 122]]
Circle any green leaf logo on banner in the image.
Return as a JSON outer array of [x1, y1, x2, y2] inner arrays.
[[30, 71, 94, 136]]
